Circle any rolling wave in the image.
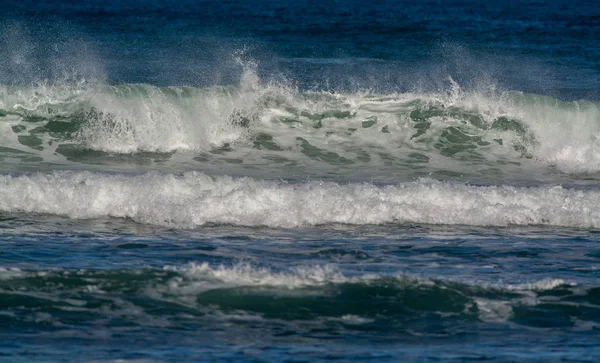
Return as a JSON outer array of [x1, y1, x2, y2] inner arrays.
[[0, 69, 599, 176], [1, 171, 600, 228], [0, 263, 593, 332]]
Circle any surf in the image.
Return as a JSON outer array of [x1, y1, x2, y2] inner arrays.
[[0, 68, 598, 179], [0, 170, 599, 228]]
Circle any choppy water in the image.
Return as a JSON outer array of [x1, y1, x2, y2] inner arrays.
[[1, 0, 599, 362]]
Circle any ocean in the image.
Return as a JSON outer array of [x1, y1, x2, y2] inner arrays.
[[0, 0, 599, 361]]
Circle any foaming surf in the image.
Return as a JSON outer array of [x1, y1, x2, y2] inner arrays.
[[0, 65, 598, 181], [0, 262, 587, 330], [1, 171, 600, 228]]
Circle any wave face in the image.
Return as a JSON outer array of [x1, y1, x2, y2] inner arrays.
[[0, 263, 594, 335], [1, 68, 599, 181], [1, 171, 600, 228]]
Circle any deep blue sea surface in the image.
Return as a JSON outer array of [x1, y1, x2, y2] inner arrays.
[[0, 1, 599, 361]]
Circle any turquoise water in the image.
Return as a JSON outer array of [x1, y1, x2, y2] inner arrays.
[[1, 1, 600, 361]]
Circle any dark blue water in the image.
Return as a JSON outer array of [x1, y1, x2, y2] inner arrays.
[[4, 0, 599, 97], [1, 1, 599, 362]]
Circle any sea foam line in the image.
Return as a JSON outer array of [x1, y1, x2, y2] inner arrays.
[[0, 171, 599, 228]]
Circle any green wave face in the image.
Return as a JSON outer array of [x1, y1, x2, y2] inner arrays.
[[0, 267, 596, 338], [1, 81, 599, 182]]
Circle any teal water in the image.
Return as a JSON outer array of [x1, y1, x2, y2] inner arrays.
[[1, 0, 600, 361], [2, 220, 600, 361]]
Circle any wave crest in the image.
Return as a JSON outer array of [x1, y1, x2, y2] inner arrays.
[[0, 70, 599, 174]]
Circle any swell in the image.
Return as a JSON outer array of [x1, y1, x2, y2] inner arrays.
[[1, 171, 600, 228], [0, 75, 599, 175], [0, 264, 595, 331]]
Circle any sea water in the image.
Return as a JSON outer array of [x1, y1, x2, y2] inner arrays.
[[0, 1, 599, 361]]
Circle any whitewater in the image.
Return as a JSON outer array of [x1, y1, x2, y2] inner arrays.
[[1, 171, 600, 228], [1, 66, 599, 181]]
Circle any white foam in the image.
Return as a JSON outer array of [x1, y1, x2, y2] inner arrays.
[[0, 81, 89, 112], [78, 83, 259, 153], [165, 262, 347, 290], [0, 267, 26, 280], [382, 85, 600, 173], [472, 278, 572, 322], [0, 63, 280, 154], [498, 95, 600, 173], [473, 298, 513, 322], [1, 171, 600, 229], [507, 278, 571, 291], [339, 314, 375, 324], [2, 68, 599, 174]]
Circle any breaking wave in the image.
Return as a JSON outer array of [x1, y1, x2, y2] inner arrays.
[[0, 263, 590, 331], [1, 171, 600, 228], [0, 66, 599, 176]]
